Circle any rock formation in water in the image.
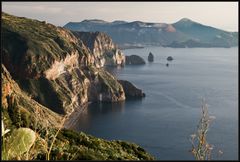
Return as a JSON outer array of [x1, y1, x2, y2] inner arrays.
[[118, 80, 146, 98], [72, 31, 125, 67], [125, 55, 146, 65], [1, 12, 154, 160], [167, 56, 174, 61], [148, 52, 154, 62]]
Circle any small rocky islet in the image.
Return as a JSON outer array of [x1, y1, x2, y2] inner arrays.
[[167, 56, 174, 61], [125, 55, 146, 65], [148, 52, 154, 62]]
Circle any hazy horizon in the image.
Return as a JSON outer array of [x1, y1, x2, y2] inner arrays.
[[2, 2, 238, 32]]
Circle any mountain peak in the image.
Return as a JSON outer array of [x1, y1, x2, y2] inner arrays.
[[82, 19, 108, 24], [179, 18, 193, 22], [173, 18, 198, 27]]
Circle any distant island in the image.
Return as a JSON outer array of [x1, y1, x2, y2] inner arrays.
[[64, 18, 238, 48]]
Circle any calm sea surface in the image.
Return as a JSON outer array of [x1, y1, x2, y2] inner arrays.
[[69, 47, 238, 160]]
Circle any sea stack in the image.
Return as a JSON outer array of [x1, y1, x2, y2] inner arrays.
[[167, 56, 173, 61], [148, 52, 154, 62]]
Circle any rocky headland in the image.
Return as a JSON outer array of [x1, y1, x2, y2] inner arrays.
[[1, 12, 153, 160], [118, 80, 146, 99]]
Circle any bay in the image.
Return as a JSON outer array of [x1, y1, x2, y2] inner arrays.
[[68, 47, 238, 160]]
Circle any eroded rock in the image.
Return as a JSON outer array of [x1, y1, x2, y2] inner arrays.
[[125, 55, 146, 65], [118, 80, 145, 99]]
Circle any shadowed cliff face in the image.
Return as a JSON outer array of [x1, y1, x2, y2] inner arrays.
[[2, 12, 125, 114], [1, 64, 63, 128], [72, 31, 125, 68]]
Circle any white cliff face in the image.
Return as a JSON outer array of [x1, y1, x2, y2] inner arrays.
[[114, 49, 125, 65], [44, 51, 79, 80], [63, 71, 90, 114], [73, 31, 126, 68], [43, 49, 93, 114], [43, 46, 125, 114]]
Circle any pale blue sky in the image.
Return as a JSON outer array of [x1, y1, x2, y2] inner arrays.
[[2, 2, 238, 32]]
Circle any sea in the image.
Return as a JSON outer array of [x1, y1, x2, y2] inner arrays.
[[67, 46, 238, 160]]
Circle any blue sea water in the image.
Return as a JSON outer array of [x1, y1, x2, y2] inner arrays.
[[68, 47, 238, 160]]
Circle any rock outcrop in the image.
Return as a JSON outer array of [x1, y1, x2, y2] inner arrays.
[[148, 52, 154, 62], [125, 55, 146, 65], [167, 56, 174, 61], [72, 31, 125, 68], [2, 12, 125, 114], [118, 80, 145, 99]]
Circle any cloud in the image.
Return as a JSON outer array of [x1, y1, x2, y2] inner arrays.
[[2, 3, 63, 15]]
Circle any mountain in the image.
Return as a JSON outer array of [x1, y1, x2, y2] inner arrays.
[[2, 12, 154, 160], [64, 18, 238, 48], [172, 18, 238, 47]]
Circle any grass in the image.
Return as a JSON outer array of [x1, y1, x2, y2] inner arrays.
[[190, 99, 223, 160]]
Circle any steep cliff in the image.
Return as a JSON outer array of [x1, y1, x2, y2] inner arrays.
[[72, 31, 125, 67], [1, 64, 63, 129], [1, 12, 154, 160], [1, 64, 153, 160], [118, 80, 146, 99], [2, 12, 125, 114]]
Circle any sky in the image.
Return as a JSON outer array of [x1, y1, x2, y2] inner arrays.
[[2, 2, 239, 32]]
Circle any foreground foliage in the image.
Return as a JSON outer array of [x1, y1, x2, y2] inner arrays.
[[190, 100, 222, 160], [1, 63, 154, 160]]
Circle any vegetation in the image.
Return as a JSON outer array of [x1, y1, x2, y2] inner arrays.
[[2, 12, 126, 115], [190, 100, 222, 160], [1, 63, 154, 160], [1, 120, 154, 160]]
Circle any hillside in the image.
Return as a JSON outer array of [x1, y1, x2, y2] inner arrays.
[[1, 12, 154, 160], [2, 12, 126, 114]]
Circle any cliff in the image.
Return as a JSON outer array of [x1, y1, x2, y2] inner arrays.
[[1, 64, 63, 129], [72, 31, 125, 67], [1, 12, 154, 160], [118, 80, 146, 98], [2, 12, 125, 115], [1, 64, 154, 160]]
